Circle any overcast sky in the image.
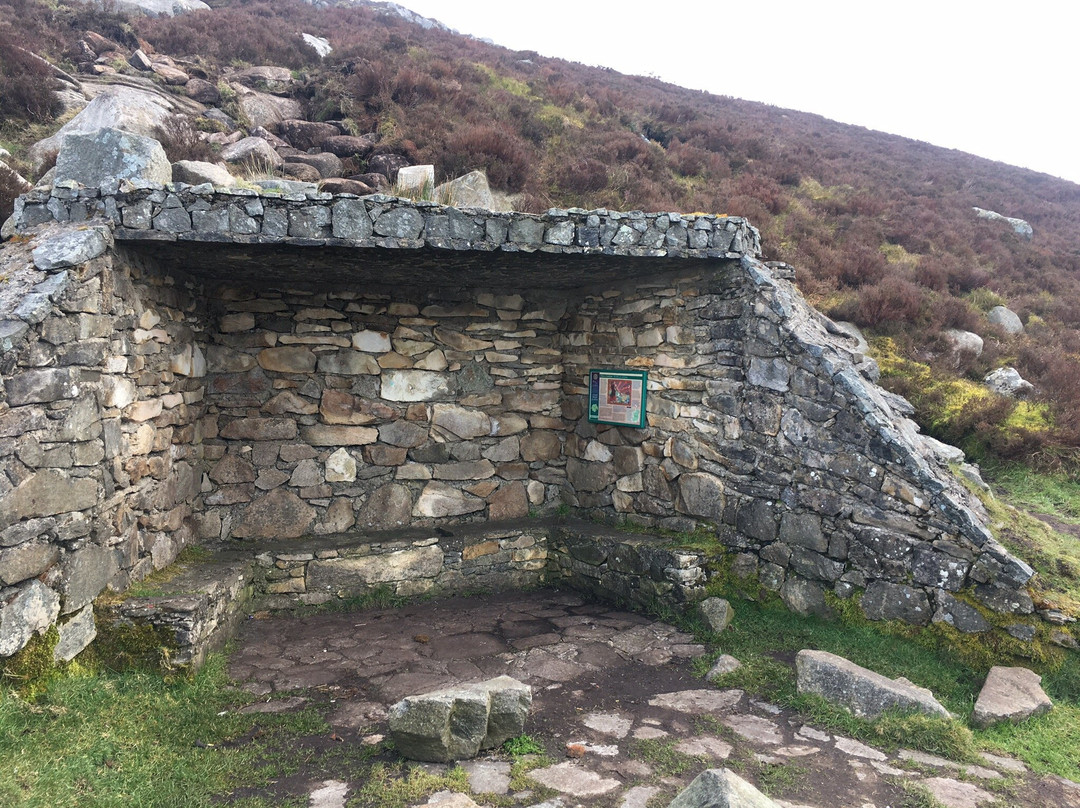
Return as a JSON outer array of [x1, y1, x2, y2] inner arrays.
[[394, 0, 1080, 186]]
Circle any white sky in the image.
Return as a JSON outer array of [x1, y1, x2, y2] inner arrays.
[[394, 0, 1080, 185]]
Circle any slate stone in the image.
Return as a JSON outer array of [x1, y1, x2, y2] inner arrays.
[[566, 458, 616, 493], [382, 370, 453, 402], [796, 649, 950, 719], [332, 199, 373, 239], [488, 482, 528, 520], [309, 546, 442, 593], [5, 368, 79, 406], [780, 576, 831, 618], [2, 469, 97, 527], [374, 207, 424, 238], [932, 591, 991, 633], [0, 542, 60, 585], [432, 403, 491, 439]]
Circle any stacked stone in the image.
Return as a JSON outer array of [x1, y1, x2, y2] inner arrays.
[[198, 287, 571, 546], [0, 224, 207, 660], [255, 524, 548, 605], [13, 182, 762, 259], [556, 259, 1037, 632]]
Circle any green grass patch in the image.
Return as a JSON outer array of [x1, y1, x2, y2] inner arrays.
[[985, 465, 1080, 522], [0, 652, 332, 808], [502, 733, 544, 756]]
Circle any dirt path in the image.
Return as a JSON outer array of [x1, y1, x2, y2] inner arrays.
[[225, 590, 1080, 808]]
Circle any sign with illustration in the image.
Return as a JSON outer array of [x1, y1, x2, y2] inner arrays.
[[588, 369, 648, 428]]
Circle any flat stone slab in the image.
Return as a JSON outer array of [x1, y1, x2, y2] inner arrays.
[[308, 780, 348, 808], [796, 649, 950, 719], [648, 689, 744, 713], [972, 666, 1052, 728], [581, 712, 632, 738], [723, 714, 784, 745], [528, 762, 621, 797], [461, 760, 511, 794], [921, 777, 997, 808]]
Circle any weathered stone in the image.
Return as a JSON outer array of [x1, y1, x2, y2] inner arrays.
[[432, 403, 491, 439], [0, 580, 60, 656], [520, 431, 561, 461], [2, 470, 97, 526], [932, 591, 991, 633], [210, 454, 256, 484], [374, 207, 424, 238], [317, 351, 381, 375], [413, 481, 485, 518], [388, 676, 531, 763], [987, 305, 1024, 335], [31, 227, 110, 271], [62, 544, 117, 614], [972, 666, 1052, 729], [310, 545, 442, 593], [301, 425, 378, 446], [0, 542, 60, 585], [706, 655, 743, 681], [220, 418, 297, 441], [528, 762, 621, 798], [797, 650, 950, 719], [325, 448, 357, 483], [258, 346, 316, 373], [356, 484, 413, 530], [382, 370, 453, 402], [488, 482, 528, 520], [173, 160, 236, 187], [55, 127, 170, 187], [699, 597, 734, 633], [669, 768, 781, 808], [780, 576, 831, 618], [232, 489, 315, 539], [861, 581, 932, 625], [54, 605, 96, 662], [352, 329, 392, 353], [5, 368, 79, 406], [671, 471, 724, 521], [566, 458, 616, 493]]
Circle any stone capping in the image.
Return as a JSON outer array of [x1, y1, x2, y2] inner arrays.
[[13, 181, 763, 261]]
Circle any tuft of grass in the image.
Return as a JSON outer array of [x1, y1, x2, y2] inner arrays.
[[893, 779, 949, 808], [502, 734, 544, 756], [753, 759, 809, 797]]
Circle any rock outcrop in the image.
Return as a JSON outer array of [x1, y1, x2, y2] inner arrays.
[[669, 768, 781, 808]]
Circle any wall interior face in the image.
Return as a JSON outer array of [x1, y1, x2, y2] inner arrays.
[[0, 194, 1041, 660]]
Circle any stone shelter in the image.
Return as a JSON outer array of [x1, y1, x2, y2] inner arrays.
[[0, 180, 1037, 663]]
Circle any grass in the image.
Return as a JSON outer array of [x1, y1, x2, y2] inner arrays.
[[628, 738, 704, 776], [0, 653, 330, 808]]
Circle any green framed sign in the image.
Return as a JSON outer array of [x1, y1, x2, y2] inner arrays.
[[588, 368, 648, 428]]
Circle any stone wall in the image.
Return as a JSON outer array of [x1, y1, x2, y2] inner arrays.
[[0, 224, 208, 661], [0, 183, 1046, 662]]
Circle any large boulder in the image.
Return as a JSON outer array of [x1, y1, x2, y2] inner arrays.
[[388, 676, 531, 762], [282, 152, 342, 179], [97, 0, 210, 16], [796, 649, 950, 719], [54, 127, 170, 187], [669, 769, 781, 808], [368, 153, 411, 183], [972, 666, 1052, 728], [973, 206, 1033, 239], [28, 86, 178, 174], [302, 33, 332, 58], [321, 134, 378, 158]]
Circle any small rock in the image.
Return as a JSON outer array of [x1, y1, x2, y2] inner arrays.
[[699, 597, 734, 633], [706, 655, 743, 681], [983, 366, 1033, 397], [972, 666, 1052, 729], [669, 768, 782, 808]]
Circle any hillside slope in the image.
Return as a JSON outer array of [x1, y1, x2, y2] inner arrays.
[[3, 0, 1080, 466]]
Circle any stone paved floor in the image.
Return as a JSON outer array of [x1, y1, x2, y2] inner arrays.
[[227, 590, 1080, 808]]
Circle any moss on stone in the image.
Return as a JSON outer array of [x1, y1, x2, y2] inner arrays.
[[90, 613, 181, 674], [1, 625, 60, 694]]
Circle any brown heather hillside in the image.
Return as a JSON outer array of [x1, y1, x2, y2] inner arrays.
[[4, 0, 1080, 467]]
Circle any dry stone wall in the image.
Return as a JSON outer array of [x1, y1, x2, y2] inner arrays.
[[0, 182, 1045, 662], [0, 224, 209, 661]]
